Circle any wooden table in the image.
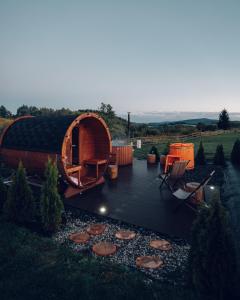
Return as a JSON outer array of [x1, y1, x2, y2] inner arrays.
[[65, 165, 82, 187], [84, 159, 107, 179], [185, 182, 204, 204]]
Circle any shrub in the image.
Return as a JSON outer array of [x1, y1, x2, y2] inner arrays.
[[4, 161, 35, 224], [162, 142, 170, 156], [188, 194, 237, 299], [0, 176, 7, 212], [40, 159, 64, 233], [213, 144, 226, 166], [195, 141, 206, 165], [149, 146, 160, 161], [231, 139, 240, 165]]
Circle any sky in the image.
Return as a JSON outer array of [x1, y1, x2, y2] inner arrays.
[[0, 0, 240, 121]]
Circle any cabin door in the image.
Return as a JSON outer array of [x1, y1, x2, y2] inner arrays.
[[72, 126, 79, 165]]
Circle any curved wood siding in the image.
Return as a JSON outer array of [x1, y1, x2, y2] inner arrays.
[[0, 148, 57, 174], [112, 145, 133, 166], [0, 113, 112, 194]]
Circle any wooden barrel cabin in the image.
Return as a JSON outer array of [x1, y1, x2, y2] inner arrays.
[[0, 113, 112, 198]]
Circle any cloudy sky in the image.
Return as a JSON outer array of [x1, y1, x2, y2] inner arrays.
[[0, 0, 240, 120]]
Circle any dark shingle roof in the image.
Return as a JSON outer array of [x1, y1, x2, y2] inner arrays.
[[2, 115, 78, 153]]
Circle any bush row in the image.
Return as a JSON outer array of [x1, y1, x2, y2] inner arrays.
[[0, 159, 64, 234]]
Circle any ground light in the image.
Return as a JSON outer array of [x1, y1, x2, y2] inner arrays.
[[99, 206, 107, 214]]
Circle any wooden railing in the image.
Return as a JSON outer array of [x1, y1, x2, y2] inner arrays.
[[130, 129, 240, 145]]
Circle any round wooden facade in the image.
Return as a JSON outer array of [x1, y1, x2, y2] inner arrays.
[[0, 113, 112, 195]]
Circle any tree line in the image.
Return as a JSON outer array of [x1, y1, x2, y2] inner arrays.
[[0, 102, 116, 119]]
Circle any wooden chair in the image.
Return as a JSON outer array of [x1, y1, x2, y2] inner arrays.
[[159, 160, 189, 191], [173, 170, 215, 211]]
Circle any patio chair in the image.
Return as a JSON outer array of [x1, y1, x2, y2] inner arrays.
[[159, 160, 190, 192], [173, 170, 216, 211]]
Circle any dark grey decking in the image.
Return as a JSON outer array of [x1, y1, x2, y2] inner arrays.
[[65, 159, 198, 239]]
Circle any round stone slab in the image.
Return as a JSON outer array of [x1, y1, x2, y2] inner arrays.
[[92, 242, 117, 256], [68, 232, 90, 244], [136, 256, 164, 269], [115, 230, 136, 240], [150, 239, 172, 251], [87, 224, 106, 235]]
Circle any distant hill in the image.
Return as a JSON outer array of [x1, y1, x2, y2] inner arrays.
[[149, 118, 218, 126]]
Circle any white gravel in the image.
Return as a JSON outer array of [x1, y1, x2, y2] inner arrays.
[[53, 211, 190, 285]]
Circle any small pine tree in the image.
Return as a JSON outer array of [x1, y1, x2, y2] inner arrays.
[[195, 141, 206, 165], [149, 146, 160, 161], [231, 139, 240, 165], [162, 142, 170, 156], [40, 159, 64, 233], [4, 161, 35, 224], [218, 109, 230, 130], [0, 176, 7, 212], [213, 144, 226, 166], [189, 194, 237, 300]]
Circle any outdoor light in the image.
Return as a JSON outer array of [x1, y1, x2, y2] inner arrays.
[[99, 206, 107, 214], [210, 186, 215, 190]]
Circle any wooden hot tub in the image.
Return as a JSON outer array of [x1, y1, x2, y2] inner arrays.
[[112, 145, 133, 166], [169, 143, 194, 169]]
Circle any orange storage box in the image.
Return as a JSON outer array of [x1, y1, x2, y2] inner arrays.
[[169, 143, 194, 170]]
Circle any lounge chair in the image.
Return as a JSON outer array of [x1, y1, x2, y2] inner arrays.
[[173, 170, 215, 211], [159, 160, 190, 191]]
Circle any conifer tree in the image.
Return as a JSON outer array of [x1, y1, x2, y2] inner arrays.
[[4, 161, 35, 224], [195, 141, 206, 165], [213, 144, 226, 166], [189, 194, 237, 300], [218, 109, 230, 130], [231, 139, 240, 165], [40, 159, 63, 233]]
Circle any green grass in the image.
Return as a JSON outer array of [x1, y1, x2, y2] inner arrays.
[[134, 131, 240, 160], [0, 217, 196, 300]]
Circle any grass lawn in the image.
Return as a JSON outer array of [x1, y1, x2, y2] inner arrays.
[[134, 131, 240, 160], [0, 217, 195, 300]]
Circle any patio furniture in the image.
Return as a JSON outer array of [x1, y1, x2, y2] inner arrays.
[[159, 160, 190, 191], [164, 154, 181, 173], [173, 170, 215, 211], [185, 182, 204, 203]]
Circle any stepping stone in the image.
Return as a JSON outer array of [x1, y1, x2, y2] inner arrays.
[[115, 230, 136, 240], [68, 232, 90, 244], [136, 256, 164, 269], [150, 239, 172, 251], [87, 224, 106, 235], [92, 242, 117, 256]]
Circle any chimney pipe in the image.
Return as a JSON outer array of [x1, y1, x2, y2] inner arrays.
[[127, 112, 131, 141]]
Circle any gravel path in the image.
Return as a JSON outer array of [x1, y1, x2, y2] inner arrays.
[[54, 211, 190, 286]]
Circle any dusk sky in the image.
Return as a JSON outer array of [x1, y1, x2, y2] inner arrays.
[[0, 0, 240, 119]]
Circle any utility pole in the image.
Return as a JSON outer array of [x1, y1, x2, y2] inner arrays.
[[127, 112, 131, 141]]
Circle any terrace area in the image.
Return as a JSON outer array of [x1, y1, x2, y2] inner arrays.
[[64, 159, 216, 240]]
